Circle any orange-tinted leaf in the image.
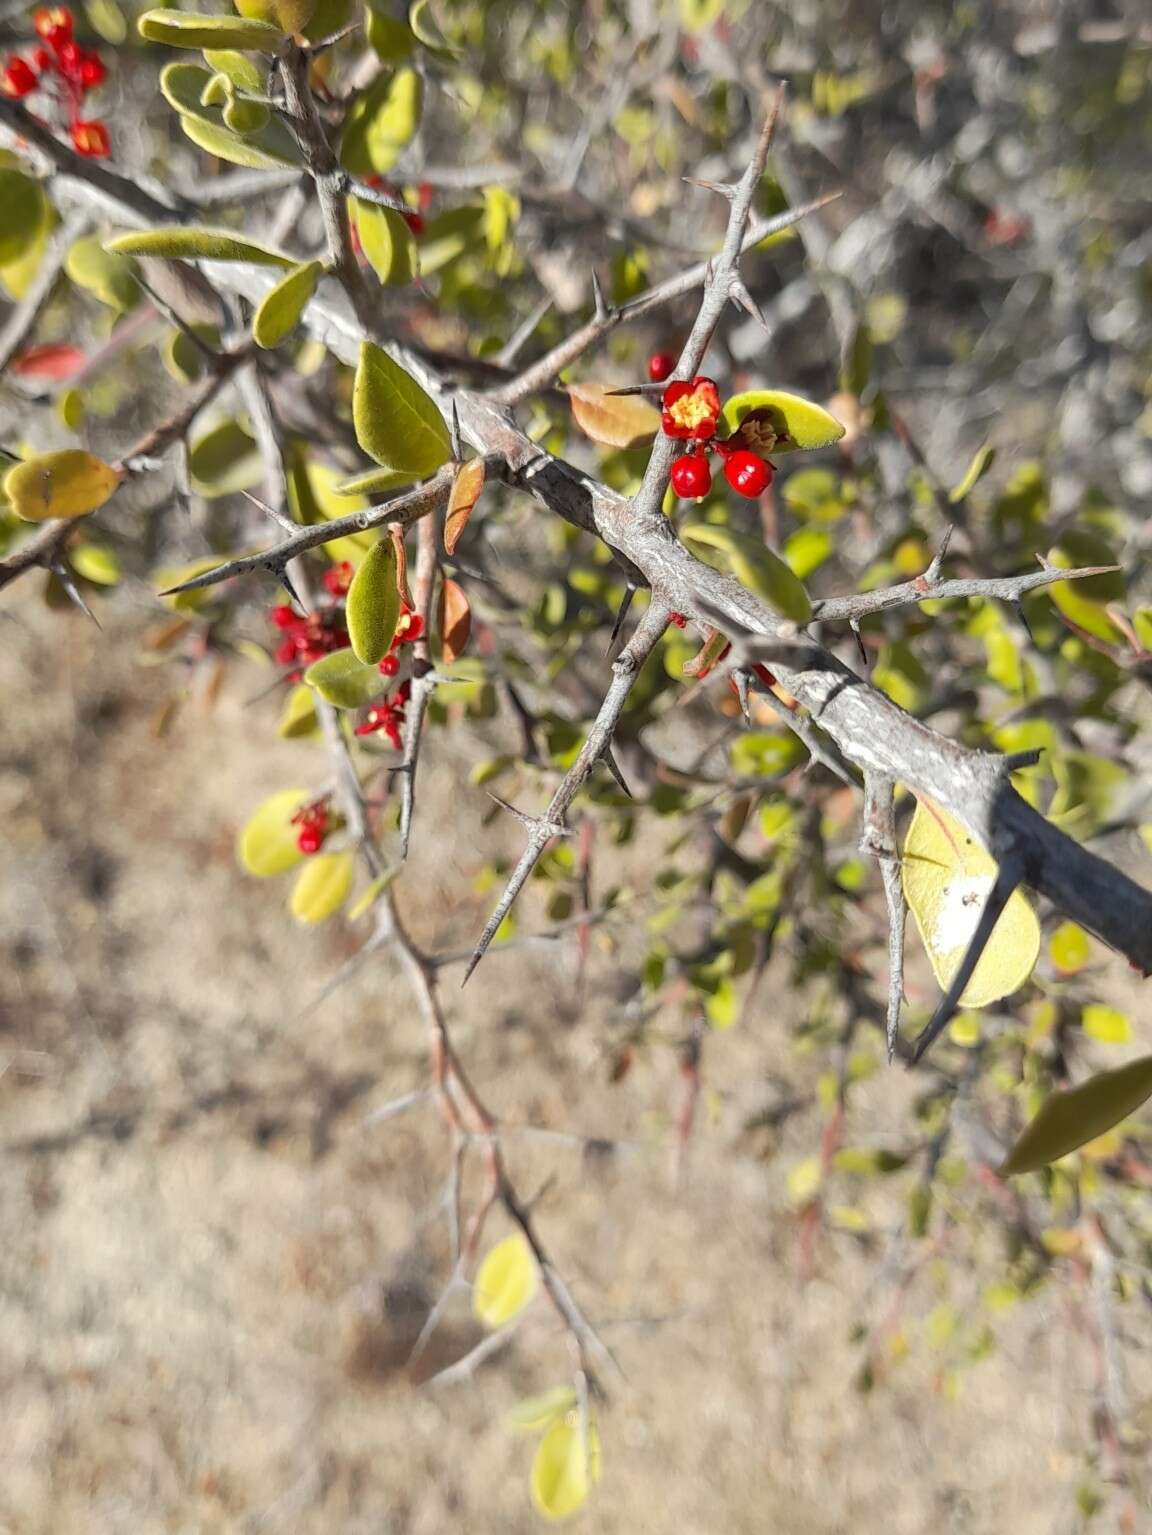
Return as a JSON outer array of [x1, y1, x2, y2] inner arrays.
[[10, 342, 87, 380], [438, 576, 472, 662], [390, 523, 412, 608], [445, 457, 484, 554], [568, 382, 660, 449]]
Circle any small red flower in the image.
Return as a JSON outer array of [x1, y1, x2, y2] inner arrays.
[[71, 119, 110, 158], [291, 798, 331, 855], [668, 612, 688, 628], [322, 561, 353, 598], [670, 452, 712, 499], [723, 451, 773, 498], [33, 6, 73, 48], [648, 350, 676, 384], [1, 56, 38, 97], [661, 377, 720, 441], [78, 50, 106, 88]]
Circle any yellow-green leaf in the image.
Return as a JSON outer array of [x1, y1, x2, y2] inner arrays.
[[1049, 920, 1090, 975], [719, 389, 846, 453], [568, 382, 660, 449], [1082, 1004, 1130, 1045], [287, 449, 375, 565], [201, 47, 264, 87], [179, 111, 303, 168], [107, 226, 294, 267], [339, 66, 423, 176], [347, 869, 398, 919], [0, 169, 47, 267], [290, 849, 354, 924], [681, 522, 811, 623], [252, 258, 323, 348], [138, 8, 285, 49], [949, 443, 996, 503], [352, 198, 417, 286], [277, 682, 319, 738], [160, 59, 302, 166], [352, 341, 451, 476], [303, 647, 384, 708], [472, 1233, 538, 1328], [902, 798, 1040, 1008], [334, 466, 416, 497], [505, 1387, 578, 1434], [188, 418, 262, 497], [531, 1416, 602, 1522], [66, 234, 139, 310], [1001, 1055, 1152, 1175], [5, 450, 121, 522], [237, 787, 311, 876], [346, 536, 401, 664], [365, 3, 416, 60], [154, 553, 236, 610], [163, 322, 220, 383], [1046, 530, 1125, 644], [85, 0, 128, 43], [69, 542, 122, 585]]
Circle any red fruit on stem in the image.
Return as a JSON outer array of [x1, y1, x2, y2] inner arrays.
[[670, 453, 712, 499], [378, 653, 399, 677], [270, 604, 296, 629], [322, 561, 353, 597], [71, 119, 110, 157], [723, 450, 773, 498], [297, 826, 323, 854], [647, 351, 676, 384], [78, 51, 105, 88], [33, 6, 73, 47], [1, 57, 38, 97]]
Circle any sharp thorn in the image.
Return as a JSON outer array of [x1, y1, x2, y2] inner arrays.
[[449, 398, 464, 462], [273, 563, 305, 612], [682, 175, 738, 201], [729, 278, 771, 334], [601, 744, 632, 797], [51, 562, 101, 628], [590, 268, 609, 322], [733, 667, 752, 725], [606, 585, 636, 656], [850, 619, 869, 669]]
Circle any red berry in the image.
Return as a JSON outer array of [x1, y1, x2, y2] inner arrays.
[[55, 38, 81, 75], [2, 56, 39, 96], [270, 603, 296, 629], [378, 653, 399, 677], [297, 826, 323, 854], [403, 210, 424, 237], [322, 561, 353, 598], [723, 451, 773, 498], [71, 119, 109, 158], [275, 638, 297, 665], [647, 351, 676, 384], [33, 6, 73, 46], [670, 453, 712, 499], [78, 50, 105, 88]]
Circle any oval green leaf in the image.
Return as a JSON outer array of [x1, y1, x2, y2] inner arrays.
[[69, 542, 122, 585], [107, 226, 294, 267], [472, 1233, 538, 1329], [531, 1417, 602, 1522], [303, 648, 385, 709], [290, 850, 354, 924], [66, 234, 139, 310], [352, 341, 451, 476], [681, 522, 811, 623], [138, 8, 285, 49], [352, 198, 417, 287], [5, 450, 121, 522], [949, 443, 996, 503], [188, 418, 262, 498], [0, 169, 47, 268], [338, 66, 423, 176], [277, 682, 319, 739], [346, 536, 401, 664], [719, 389, 846, 454], [902, 798, 1040, 1008], [237, 787, 311, 876], [505, 1387, 578, 1435], [253, 258, 323, 348], [1001, 1055, 1152, 1175]]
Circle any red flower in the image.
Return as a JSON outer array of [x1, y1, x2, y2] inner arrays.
[[71, 119, 110, 158], [33, 6, 73, 48], [661, 377, 720, 441], [1, 56, 38, 97]]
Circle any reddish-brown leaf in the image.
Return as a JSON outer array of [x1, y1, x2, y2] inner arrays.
[[11, 342, 87, 380], [438, 576, 472, 663], [568, 382, 660, 449], [445, 458, 485, 555], [388, 523, 412, 608]]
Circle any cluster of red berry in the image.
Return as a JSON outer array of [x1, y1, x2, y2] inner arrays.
[[270, 601, 351, 679], [1, 7, 109, 158], [291, 798, 332, 855], [354, 679, 411, 747], [647, 356, 776, 503], [377, 606, 424, 678]]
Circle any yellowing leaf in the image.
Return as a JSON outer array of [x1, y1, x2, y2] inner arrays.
[[681, 522, 811, 623], [237, 787, 311, 876], [339, 66, 423, 176], [445, 458, 484, 553], [949, 443, 996, 503], [438, 576, 471, 663], [505, 1387, 578, 1434], [1081, 1004, 1130, 1045], [347, 537, 401, 664], [352, 341, 451, 476], [107, 227, 294, 267], [1049, 921, 1090, 975], [138, 8, 285, 48], [902, 799, 1040, 1008], [568, 383, 660, 449], [290, 849, 354, 924], [0, 169, 46, 267], [277, 683, 319, 739], [1001, 1055, 1152, 1175], [531, 1416, 602, 1522], [787, 1155, 822, 1205], [352, 198, 417, 286], [719, 389, 845, 453], [472, 1233, 538, 1328], [347, 869, 398, 919], [69, 543, 122, 585], [304, 648, 385, 709], [1046, 531, 1125, 644], [252, 258, 324, 348], [5, 450, 121, 522]]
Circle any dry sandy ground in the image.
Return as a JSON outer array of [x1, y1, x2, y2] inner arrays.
[[0, 592, 1145, 1534]]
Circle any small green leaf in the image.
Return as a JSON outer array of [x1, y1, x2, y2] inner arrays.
[[162, 323, 220, 383], [182, 110, 300, 168], [1082, 1004, 1130, 1045], [719, 389, 846, 453], [237, 787, 311, 876], [531, 1417, 602, 1522], [681, 522, 811, 623], [1001, 1055, 1152, 1175], [472, 1233, 538, 1328], [201, 48, 265, 88], [347, 869, 398, 919], [66, 233, 139, 309], [0, 169, 46, 268], [290, 850, 354, 924], [188, 418, 262, 498], [339, 66, 423, 176], [1049, 921, 1090, 975], [364, 3, 416, 60], [949, 443, 996, 503], [85, 0, 129, 43], [352, 198, 417, 286], [277, 683, 319, 739], [107, 226, 294, 267], [346, 536, 401, 664], [69, 542, 122, 585], [303, 648, 384, 709], [334, 466, 416, 496], [505, 1387, 578, 1434], [138, 8, 285, 49], [5, 450, 122, 522], [252, 258, 323, 348], [160, 60, 302, 167], [352, 341, 451, 476]]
